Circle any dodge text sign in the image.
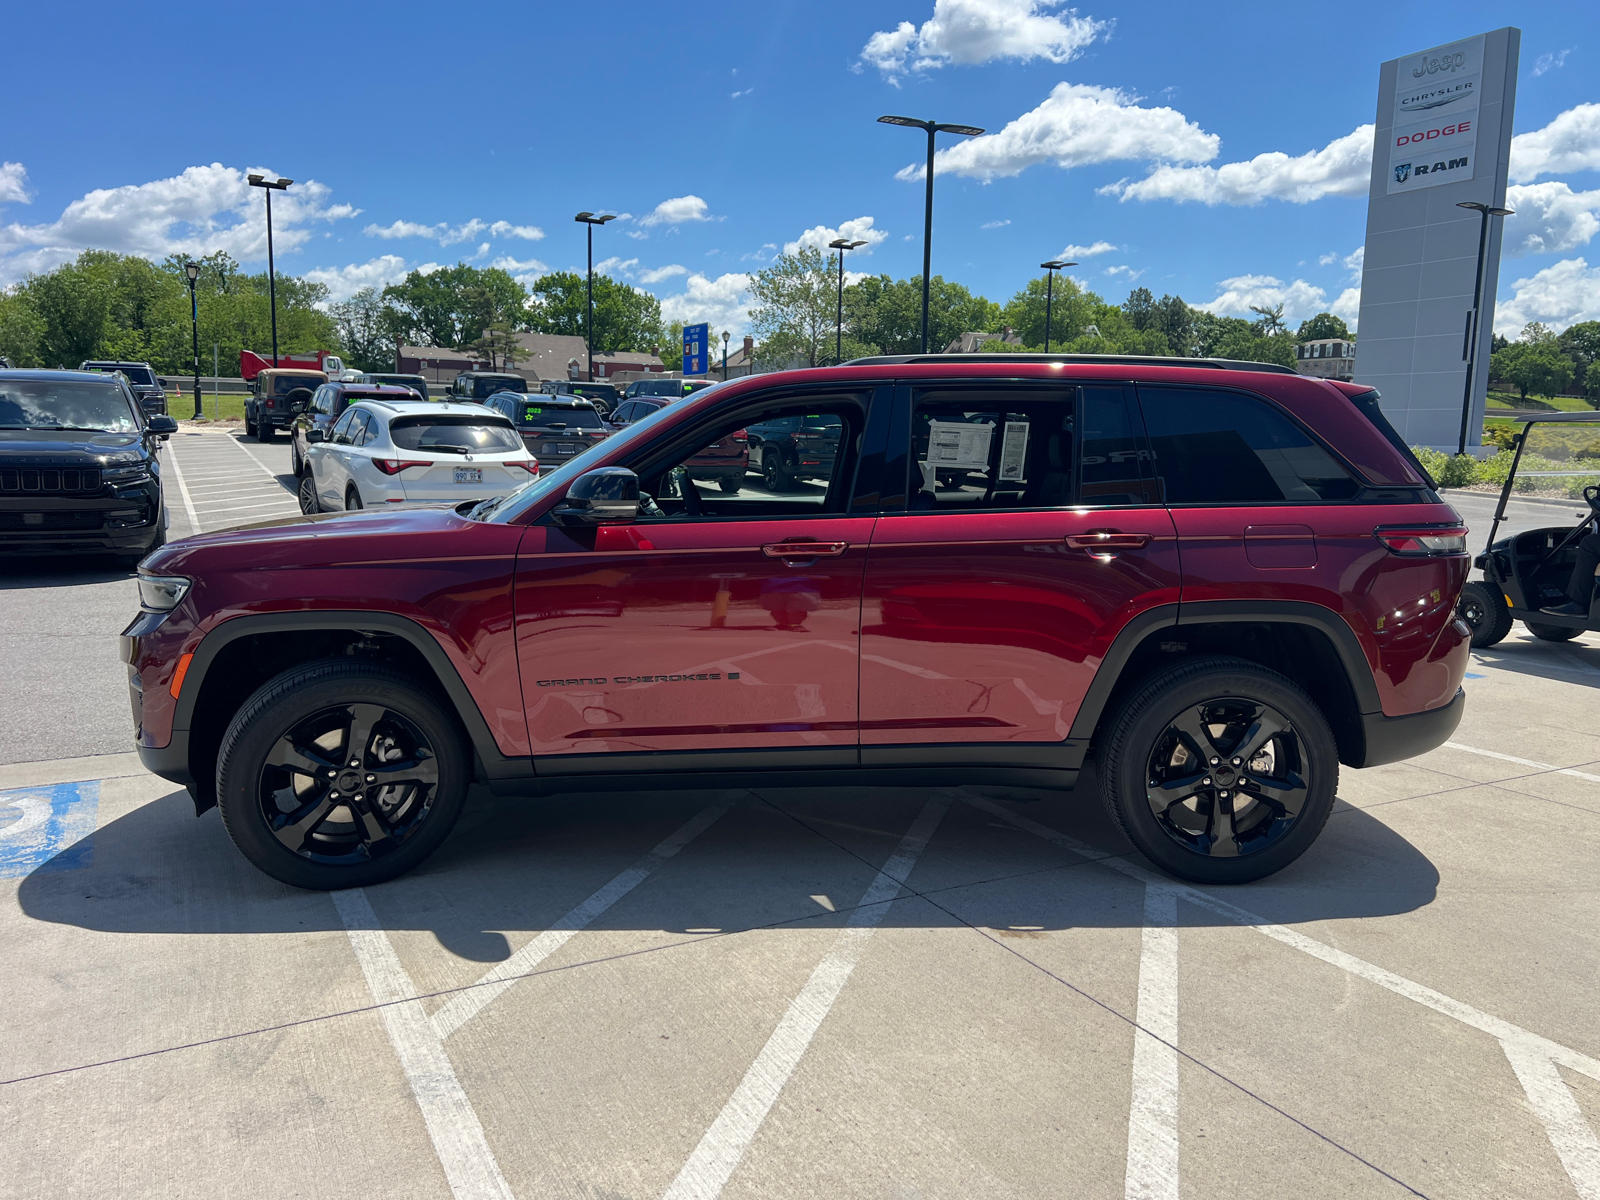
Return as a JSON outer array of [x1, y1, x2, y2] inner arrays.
[[1387, 35, 1484, 194]]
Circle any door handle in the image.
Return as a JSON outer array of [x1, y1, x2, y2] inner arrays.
[[1065, 530, 1151, 551], [762, 540, 849, 559]]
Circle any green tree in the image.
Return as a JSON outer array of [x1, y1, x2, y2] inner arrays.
[[1556, 320, 1600, 407], [1249, 302, 1288, 335], [328, 288, 395, 373], [1519, 321, 1558, 346], [749, 247, 838, 368], [1491, 341, 1574, 401], [1122, 287, 1156, 331], [841, 273, 1000, 356], [1000, 274, 1096, 348], [1295, 312, 1351, 343], [382, 264, 527, 349], [1151, 294, 1196, 356], [0, 289, 45, 366], [526, 271, 664, 355]]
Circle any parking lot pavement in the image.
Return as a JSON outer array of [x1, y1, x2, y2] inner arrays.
[[2, 623, 1598, 1199], [163, 425, 300, 536]]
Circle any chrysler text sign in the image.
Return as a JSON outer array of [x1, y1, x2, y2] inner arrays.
[[1387, 34, 1483, 194]]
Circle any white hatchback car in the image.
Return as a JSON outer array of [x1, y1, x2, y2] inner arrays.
[[297, 399, 538, 513]]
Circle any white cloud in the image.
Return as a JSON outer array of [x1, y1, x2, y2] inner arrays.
[[731, 88, 754, 99], [1494, 257, 1600, 333], [1331, 286, 1362, 324], [1104, 124, 1373, 205], [981, 219, 1011, 229], [640, 195, 711, 227], [1198, 274, 1328, 323], [1503, 182, 1600, 256], [303, 255, 412, 302], [593, 256, 640, 277], [782, 216, 889, 257], [1533, 48, 1571, 76], [489, 254, 549, 288], [860, 0, 1107, 82], [1102, 264, 1144, 280], [0, 162, 358, 285], [489, 221, 544, 240], [659, 271, 753, 336], [899, 83, 1218, 182], [1510, 104, 1600, 182], [364, 217, 534, 247], [639, 263, 688, 284], [1059, 239, 1116, 258], [0, 162, 31, 206]]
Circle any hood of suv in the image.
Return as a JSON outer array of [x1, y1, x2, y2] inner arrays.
[[0, 430, 143, 456]]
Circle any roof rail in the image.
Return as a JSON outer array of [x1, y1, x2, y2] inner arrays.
[[840, 352, 1299, 375]]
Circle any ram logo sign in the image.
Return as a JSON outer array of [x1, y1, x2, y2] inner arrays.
[[1387, 34, 1483, 194]]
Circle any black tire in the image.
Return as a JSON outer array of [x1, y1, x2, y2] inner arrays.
[[244, 412, 257, 438], [215, 660, 470, 889], [719, 477, 742, 495], [1525, 620, 1582, 642], [762, 450, 791, 492], [1457, 580, 1512, 648], [298, 474, 320, 515], [291, 442, 304, 478], [345, 484, 363, 511], [1098, 656, 1339, 884], [257, 421, 275, 442]]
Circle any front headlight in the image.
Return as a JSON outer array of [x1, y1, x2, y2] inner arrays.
[[137, 575, 191, 612], [105, 463, 152, 484]]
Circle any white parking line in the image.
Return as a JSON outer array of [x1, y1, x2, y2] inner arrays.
[[331, 888, 514, 1200], [432, 802, 735, 1039], [960, 792, 1600, 1200], [660, 794, 950, 1200], [1126, 884, 1180, 1200], [1443, 741, 1600, 784], [162, 445, 202, 535]]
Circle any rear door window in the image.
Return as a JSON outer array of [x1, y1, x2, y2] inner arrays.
[[1138, 386, 1359, 503]]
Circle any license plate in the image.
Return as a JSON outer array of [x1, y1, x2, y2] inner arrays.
[[454, 467, 482, 483], [552, 443, 578, 454]]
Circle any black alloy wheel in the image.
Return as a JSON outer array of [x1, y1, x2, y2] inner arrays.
[[216, 661, 469, 888], [762, 449, 791, 492], [1457, 580, 1512, 648], [1100, 657, 1337, 884], [298, 474, 320, 514]]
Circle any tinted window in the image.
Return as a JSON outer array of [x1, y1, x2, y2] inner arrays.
[[390, 417, 522, 453], [514, 402, 605, 429], [274, 375, 320, 397], [1139, 387, 1358, 503], [908, 388, 1075, 511], [329, 410, 356, 443], [352, 411, 379, 447], [472, 377, 527, 399], [0, 379, 138, 432], [1080, 385, 1157, 506]]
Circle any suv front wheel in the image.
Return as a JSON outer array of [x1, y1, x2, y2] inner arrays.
[[215, 660, 470, 889], [1098, 657, 1338, 884]]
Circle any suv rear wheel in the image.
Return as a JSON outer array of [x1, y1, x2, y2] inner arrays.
[[215, 660, 470, 889], [1098, 657, 1338, 884], [1457, 580, 1512, 648], [762, 449, 792, 492]]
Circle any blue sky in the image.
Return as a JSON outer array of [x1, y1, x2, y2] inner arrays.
[[3, 0, 1598, 337]]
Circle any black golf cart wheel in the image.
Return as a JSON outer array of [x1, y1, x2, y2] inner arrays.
[[720, 477, 742, 494], [1457, 580, 1513, 648], [298, 474, 320, 514], [345, 485, 364, 511], [1098, 657, 1338, 884], [1525, 620, 1582, 642], [215, 660, 469, 889], [762, 450, 792, 492]]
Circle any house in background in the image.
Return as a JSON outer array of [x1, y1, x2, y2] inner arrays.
[[398, 346, 491, 384], [943, 328, 1024, 353], [1295, 338, 1356, 381]]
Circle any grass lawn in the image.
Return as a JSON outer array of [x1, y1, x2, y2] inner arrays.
[[177, 393, 248, 422], [1484, 389, 1595, 414]]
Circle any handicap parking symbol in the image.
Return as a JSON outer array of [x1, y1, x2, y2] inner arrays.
[[0, 781, 100, 878]]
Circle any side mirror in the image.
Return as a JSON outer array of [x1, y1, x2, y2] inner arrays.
[[146, 415, 179, 436], [553, 467, 639, 526], [306, 429, 326, 444]]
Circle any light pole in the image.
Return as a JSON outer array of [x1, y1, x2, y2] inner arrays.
[[1455, 200, 1514, 455], [247, 175, 293, 369], [1038, 260, 1077, 352], [184, 261, 201, 419], [721, 330, 730, 380], [575, 212, 616, 382], [828, 237, 868, 364], [877, 115, 985, 353]]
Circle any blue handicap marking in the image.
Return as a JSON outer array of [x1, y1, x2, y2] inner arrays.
[[1464, 672, 1486, 679], [0, 780, 100, 878]]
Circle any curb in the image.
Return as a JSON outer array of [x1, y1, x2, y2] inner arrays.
[[1441, 488, 1591, 512]]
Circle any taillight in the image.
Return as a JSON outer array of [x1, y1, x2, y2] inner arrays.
[[507, 460, 539, 473], [373, 459, 430, 475], [1374, 525, 1468, 556], [730, 430, 748, 444]]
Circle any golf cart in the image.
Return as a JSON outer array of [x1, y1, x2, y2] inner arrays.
[[1456, 412, 1600, 648]]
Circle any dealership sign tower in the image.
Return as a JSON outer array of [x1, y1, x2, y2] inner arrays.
[[1353, 27, 1519, 450]]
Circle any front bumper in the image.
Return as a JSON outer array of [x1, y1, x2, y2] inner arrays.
[[0, 491, 163, 556], [1357, 687, 1465, 768]]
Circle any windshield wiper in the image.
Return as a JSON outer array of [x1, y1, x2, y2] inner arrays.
[[427, 444, 473, 455]]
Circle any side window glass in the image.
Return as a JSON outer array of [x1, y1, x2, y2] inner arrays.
[[329, 410, 357, 445], [1080, 386, 1159, 506], [354, 413, 381, 447], [908, 388, 1073, 511], [1139, 387, 1359, 503]]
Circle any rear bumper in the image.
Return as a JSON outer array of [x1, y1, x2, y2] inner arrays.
[[1357, 688, 1464, 769]]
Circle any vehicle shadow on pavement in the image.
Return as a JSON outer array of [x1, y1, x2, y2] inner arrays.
[[0, 555, 134, 589], [17, 776, 1439, 957], [1471, 636, 1600, 689]]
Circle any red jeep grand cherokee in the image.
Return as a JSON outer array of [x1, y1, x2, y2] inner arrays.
[[123, 356, 1470, 890]]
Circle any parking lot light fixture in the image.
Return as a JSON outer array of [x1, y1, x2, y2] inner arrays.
[[184, 261, 202, 419], [828, 237, 869, 364], [1454, 200, 1515, 455], [247, 175, 293, 370], [877, 116, 985, 352], [1039, 260, 1076, 353], [575, 212, 617, 383], [722, 330, 730, 380]]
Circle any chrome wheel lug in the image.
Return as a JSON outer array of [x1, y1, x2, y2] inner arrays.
[[327, 769, 337, 777], [366, 774, 376, 783], [349, 759, 359, 767], [1202, 776, 1211, 785], [1232, 757, 1242, 766], [1209, 757, 1219, 765]]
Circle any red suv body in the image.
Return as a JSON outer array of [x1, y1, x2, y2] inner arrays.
[[124, 357, 1469, 889]]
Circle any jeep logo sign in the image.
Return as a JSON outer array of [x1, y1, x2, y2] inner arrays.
[[1412, 51, 1467, 77], [1388, 34, 1484, 195]]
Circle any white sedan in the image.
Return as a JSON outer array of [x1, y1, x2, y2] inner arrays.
[[297, 399, 538, 513]]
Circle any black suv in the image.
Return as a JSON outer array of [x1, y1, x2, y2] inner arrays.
[[449, 372, 527, 403], [80, 361, 168, 416], [744, 411, 843, 491], [482, 393, 611, 472], [0, 369, 177, 562], [625, 377, 714, 399], [288, 382, 419, 477], [538, 380, 619, 415], [358, 373, 431, 399]]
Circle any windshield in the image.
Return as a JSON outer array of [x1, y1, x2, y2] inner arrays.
[[370, 375, 428, 395], [484, 399, 679, 523], [390, 416, 523, 453], [273, 375, 321, 396], [516, 403, 605, 429], [1499, 420, 1600, 500], [473, 377, 527, 398], [0, 379, 139, 431], [86, 364, 155, 386]]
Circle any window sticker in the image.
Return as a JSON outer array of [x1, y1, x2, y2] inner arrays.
[[924, 419, 993, 469], [998, 420, 1030, 482]]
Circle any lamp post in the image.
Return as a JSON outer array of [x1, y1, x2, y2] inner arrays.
[[828, 237, 868, 364], [247, 175, 293, 369], [184, 261, 201, 419], [575, 212, 616, 382], [1038, 259, 1077, 352], [877, 115, 985, 353], [721, 330, 730, 381], [1455, 200, 1515, 455]]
